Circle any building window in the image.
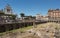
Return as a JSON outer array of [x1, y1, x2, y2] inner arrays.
[[7, 9, 10, 12]]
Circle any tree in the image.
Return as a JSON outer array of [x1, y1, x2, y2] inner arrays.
[[12, 15, 16, 20], [20, 13, 25, 20], [0, 10, 4, 15]]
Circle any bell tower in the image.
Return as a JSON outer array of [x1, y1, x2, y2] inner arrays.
[[4, 4, 13, 14]]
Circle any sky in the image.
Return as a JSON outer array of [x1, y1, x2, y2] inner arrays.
[[0, 0, 60, 17]]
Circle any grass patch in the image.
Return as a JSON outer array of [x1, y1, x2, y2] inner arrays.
[[0, 25, 33, 36], [19, 26, 33, 32]]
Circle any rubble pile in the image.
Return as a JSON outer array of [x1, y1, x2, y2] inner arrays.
[[24, 22, 60, 38]]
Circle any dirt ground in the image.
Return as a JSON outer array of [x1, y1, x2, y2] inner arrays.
[[0, 22, 60, 38]]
